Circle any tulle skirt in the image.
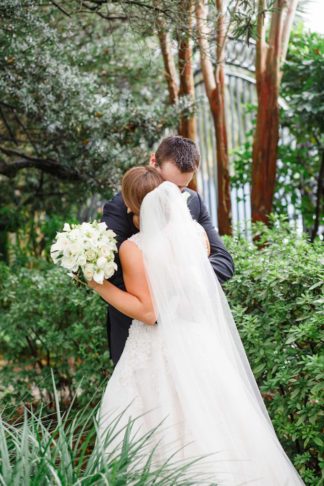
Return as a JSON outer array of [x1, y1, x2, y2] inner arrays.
[[96, 320, 304, 486]]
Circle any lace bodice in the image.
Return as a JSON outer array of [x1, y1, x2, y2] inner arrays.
[[127, 232, 143, 249], [121, 220, 208, 372]]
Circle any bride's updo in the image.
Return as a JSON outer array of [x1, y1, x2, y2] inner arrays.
[[122, 166, 164, 215]]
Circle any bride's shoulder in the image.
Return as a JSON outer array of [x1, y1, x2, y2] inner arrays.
[[119, 237, 144, 271], [120, 234, 142, 255]]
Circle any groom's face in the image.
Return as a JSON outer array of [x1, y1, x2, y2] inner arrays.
[[150, 159, 194, 191]]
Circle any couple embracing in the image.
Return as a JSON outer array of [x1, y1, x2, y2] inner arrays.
[[89, 136, 304, 485]]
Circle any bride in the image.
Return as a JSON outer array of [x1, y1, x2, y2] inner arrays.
[[88, 166, 304, 485]]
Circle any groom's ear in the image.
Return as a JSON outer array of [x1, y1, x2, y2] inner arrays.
[[149, 153, 157, 167]]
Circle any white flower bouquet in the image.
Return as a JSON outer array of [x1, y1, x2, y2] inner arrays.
[[50, 221, 118, 284]]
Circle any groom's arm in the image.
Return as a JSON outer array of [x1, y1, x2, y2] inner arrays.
[[101, 193, 130, 250], [101, 192, 133, 287], [196, 193, 234, 284]]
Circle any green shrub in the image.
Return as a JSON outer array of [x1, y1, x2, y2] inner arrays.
[[0, 261, 111, 413], [224, 220, 323, 485]]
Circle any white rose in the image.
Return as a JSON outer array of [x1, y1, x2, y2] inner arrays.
[[50, 249, 61, 264], [81, 222, 93, 233], [69, 241, 84, 256], [61, 256, 78, 271], [51, 236, 69, 252], [104, 261, 117, 278], [69, 228, 80, 239], [99, 245, 111, 257], [93, 270, 104, 284], [96, 256, 107, 269], [83, 263, 94, 281], [86, 248, 96, 261], [77, 254, 87, 266], [98, 222, 107, 231], [63, 223, 71, 231]]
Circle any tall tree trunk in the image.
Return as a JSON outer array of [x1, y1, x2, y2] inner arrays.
[[214, 0, 232, 235], [195, 0, 232, 234], [178, 0, 196, 141], [155, 10, 179, 104], [155, 1, 197, 190], [251, 0, 298, 224]]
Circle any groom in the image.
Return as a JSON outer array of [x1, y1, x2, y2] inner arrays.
[[102, 135, 234, 365]]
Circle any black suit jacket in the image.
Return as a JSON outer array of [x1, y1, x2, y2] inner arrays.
[[101, 189, 234, 365]]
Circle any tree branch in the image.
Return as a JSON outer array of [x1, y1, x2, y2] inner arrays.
[[50, 0, 71, 17], [215, 0, 227, 84], [195, 0, 216, 101], [267, 0, 285, 79], [85, 0, 174, 19], [178, 0, 196, 140], [280, 0, 298, 69], [0, 106, 18, 146], [0, 146, 81, 181], [256, 0, 267, 88], [154, 1, 179, 104]]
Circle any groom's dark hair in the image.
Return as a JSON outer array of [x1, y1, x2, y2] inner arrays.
[[155, 135, 200, 172]]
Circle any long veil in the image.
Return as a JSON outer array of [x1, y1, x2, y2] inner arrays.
[[139, 181, 304, 485]]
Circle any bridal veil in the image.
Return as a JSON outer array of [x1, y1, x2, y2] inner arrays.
[[139, 181, 304, 485]]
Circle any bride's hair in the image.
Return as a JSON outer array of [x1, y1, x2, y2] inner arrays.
[[122, 166, 164, 215]]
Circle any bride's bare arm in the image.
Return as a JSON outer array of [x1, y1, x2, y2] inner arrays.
[[88, 240, 156, 325]]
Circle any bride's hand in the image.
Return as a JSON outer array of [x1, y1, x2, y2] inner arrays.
[[204, 232, 211, 256], [87, 279, 99, 290], [194, 221, 211, 256]]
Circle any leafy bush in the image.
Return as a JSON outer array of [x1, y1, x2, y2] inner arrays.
[[224, 220, 323, 485], [0, 261, 111, 413]]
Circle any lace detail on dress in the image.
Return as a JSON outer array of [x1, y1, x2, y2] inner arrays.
[[116, 320, 162, 393], [127, 232, 143, 250]]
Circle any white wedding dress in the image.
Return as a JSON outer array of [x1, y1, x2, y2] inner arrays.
[[96, 182, 304, 485]]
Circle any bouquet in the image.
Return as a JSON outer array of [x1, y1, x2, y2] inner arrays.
[[51, 221, 118, 284]]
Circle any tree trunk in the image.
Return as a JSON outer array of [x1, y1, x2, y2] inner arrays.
[[251, 0, 297, 224], [178, 0, 196, 141], [251, 73, 280, 223], [195, 0, 232, 234], [154, 1, 197, 190], [214, 0, 232, 235], [155, 11, 179, 104]]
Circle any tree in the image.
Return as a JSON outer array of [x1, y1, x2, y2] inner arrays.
[[251, 0, 298, 225], [152, 0, 197, 190], [0, 3, 176, 190], [0, 2, 178, 259], [195, 0, 232, 235], [177, 0, 196, 141]]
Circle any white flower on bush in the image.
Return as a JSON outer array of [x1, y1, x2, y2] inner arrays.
[[51, 221, 118, 285]]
